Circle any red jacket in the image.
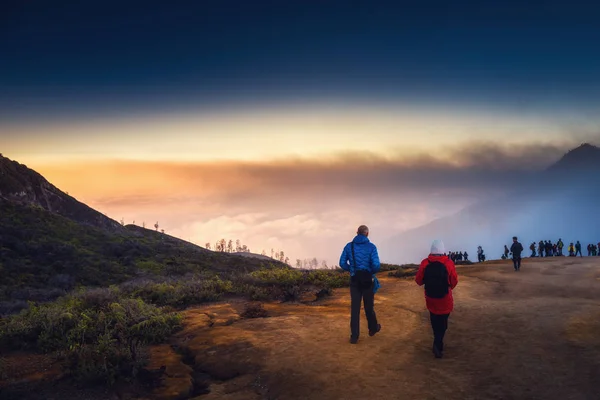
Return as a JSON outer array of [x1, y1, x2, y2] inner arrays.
[[415, 255, 458, 315]]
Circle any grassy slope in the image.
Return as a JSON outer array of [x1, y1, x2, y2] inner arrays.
[[0, 200, 286, 302]]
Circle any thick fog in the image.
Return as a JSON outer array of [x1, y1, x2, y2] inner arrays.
[[382, 156, 600, 263], [32, 141, 600, 265]]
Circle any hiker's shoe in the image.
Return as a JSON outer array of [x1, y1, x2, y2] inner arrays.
[[350, 336, 358, 344], [433, 344, 443, 359], [369, 324, 381, 337]]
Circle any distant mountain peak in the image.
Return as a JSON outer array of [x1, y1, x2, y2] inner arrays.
[[547, 142, 600, 173]]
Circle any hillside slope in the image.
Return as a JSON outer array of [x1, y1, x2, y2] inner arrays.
[[0, 154, 122, 230], [0, 199, 286, 306]]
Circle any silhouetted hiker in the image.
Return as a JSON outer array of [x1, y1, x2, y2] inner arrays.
[[530, 242, 537, 257], [587, 244, 592, 256], [339, 225, 381, 344], [504, 245, 510, 259], [575, 241, 582, 257], [415, 240, 458, 359], [539, 240, 545, 257], [545, 241, 552, 257], [568, 243, 575, 256], [510, 236, 524, 271], [557, 239, 564, 256], [477, 246, 485, 262], [463, 251, 469, 261]]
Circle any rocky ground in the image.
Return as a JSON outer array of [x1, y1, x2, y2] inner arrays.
[[3, 257, 600, 400]]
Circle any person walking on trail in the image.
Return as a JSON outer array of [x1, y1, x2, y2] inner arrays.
[[415, 240, 458, 359], [510, 236, 524, 271], [339, 225, 382, 344], [503, 245, 510, 259], [575, 241, 583, 257]]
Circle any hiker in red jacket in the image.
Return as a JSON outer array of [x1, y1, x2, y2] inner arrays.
[[415, 239, 459, 358]]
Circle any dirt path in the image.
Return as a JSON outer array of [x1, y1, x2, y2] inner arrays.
[[150, 257, 600, 400]]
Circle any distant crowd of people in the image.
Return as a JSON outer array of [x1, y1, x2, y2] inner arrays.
[[448, 251, 468, 262], [523, 239, 600, 257]]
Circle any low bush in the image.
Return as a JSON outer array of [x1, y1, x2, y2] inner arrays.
[[380, 263, 419, 272], [247, 268, 350, 302], [0, 291, 182, 385], [241, 302, 269, 318], [388, 266, 418, 278], [119, 276, 233, 308]]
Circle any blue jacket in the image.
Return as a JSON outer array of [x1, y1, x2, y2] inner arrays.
[[339, 235, 381, 275]]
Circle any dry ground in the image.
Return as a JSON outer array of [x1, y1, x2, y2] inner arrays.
[[3, 257, 600, 400]]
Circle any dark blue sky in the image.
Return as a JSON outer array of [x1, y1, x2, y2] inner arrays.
[[2, 0, 600, 121]]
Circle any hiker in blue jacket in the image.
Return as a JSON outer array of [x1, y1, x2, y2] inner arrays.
[[339, 225, 382, 344]]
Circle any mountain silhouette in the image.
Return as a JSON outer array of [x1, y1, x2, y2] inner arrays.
[[0, 154, 122, 230], [382, 144, 600, 263], [546, 143, 600, 173]]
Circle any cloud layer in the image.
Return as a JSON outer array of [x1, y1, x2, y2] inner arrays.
[[29, 142, 572, 264]]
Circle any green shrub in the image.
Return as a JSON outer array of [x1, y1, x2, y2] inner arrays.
[[0, 292, 182, 385], [120, 276, 233, 308], [247, 268, 350, 302], [388, 266, 418, 278]]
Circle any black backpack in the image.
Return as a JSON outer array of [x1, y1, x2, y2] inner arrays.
[[423, 261, 449, 298], [351, 243, 373, 289]]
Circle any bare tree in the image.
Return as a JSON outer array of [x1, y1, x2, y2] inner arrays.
[[275, 251, 280, 261], [142, 222, 146, 228], [161, 229, 165, 234], [227, 240, 233, 253], [271, 248, 274, 258], [235, 240, 241, 252], [279, 251, 285, 263], [241, 245, 248, 252], [219, 239, 227, 252], [284, 256, 290, 265], [154, 222, 159, 231], [321, 260, 328, 269], [296, 259, 302, 268], [120, 218, 125, 226], [133, 220, 135, 225], [205, 243, 212, 250], [261, 250, 266, 256]]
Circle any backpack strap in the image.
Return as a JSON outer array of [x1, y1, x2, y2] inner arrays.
[[351, 242, 356, 275]]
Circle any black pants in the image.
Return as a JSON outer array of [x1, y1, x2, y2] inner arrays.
[[512, 257, 521, 270], [430, 312, 449, 351], [350, 280, 378, 338]]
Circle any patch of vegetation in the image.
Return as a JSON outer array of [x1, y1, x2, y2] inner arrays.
[[0, 289, 182, 385], [0, 266, 351, 385], [241, 302, 269, 319], [119, 276, 234, 307], [380, 263, 419, 272], [242, 268, 350, 301], [0, 200, 287, 305], [387, 264, 419, 278]]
